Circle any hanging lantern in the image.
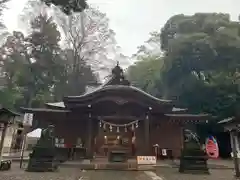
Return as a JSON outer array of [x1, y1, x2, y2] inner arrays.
[[110, 125, 113, 132], [131, 124, 134, 131], [117, 126, 120, 133], [125, 125, 127, 132], [135, 122, 138, 128]]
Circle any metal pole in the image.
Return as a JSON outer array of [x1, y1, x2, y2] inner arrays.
[[19, 134, 27, 168], [230, 130, 240, 177]]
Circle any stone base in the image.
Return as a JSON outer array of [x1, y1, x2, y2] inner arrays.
[[0, 160, 11, 171], [108, 151, 128, 162], [178, 148, 209, 174], [179, 154, 209, 174], [26, 158, 59, 172], [61, 159, 155, 171]]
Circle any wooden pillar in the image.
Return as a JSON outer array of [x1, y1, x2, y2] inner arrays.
[[230, 130, 240, 177], [87, 109, 93, 158], [180, 125, 184, 149], [144, 114, 150, 155], [0, 123, 7, 160]]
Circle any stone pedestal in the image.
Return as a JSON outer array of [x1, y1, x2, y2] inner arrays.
[[179, 129, 209, 174], [108, 150, 128, 162], [27, 147, 58, 172], [26, 125, 58, 172], [179, 148, 209, 174]]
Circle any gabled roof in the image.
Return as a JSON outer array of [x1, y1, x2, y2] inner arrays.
[[64, 85, 172, 104], [63, 63, 173, 109]]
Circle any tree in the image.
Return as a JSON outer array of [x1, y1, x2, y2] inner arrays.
[[0, 0, 11, 44], [160, 13, 240, 118], [0, 31, 28, 108], [132, 31, 162, 58], [21, 1, 129, 81], [128, 13, 240, 120], [128, 31, 165, 97], [0, 0, 8, 26], [54, 6, 122, 95], [24, 14, 64, 106], [0, 14, 64, 108], [41, 0, 87, 15], [59, 7, 119, 71], [55, 48, 98, 97], [127, 55, 164, 97]]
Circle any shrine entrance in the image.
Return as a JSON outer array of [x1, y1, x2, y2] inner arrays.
[[94, 118, 138, 158], [21, 63, 211, 164]]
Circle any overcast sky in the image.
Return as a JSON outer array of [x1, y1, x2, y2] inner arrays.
[[3, 0, 240, 137], [3, 0, 240, 56]]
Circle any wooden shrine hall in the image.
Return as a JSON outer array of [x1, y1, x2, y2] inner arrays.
[[21, 64, 210, 161]]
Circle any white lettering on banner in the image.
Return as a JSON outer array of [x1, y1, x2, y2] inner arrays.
[[137, 156, 156, 165], [23, 113, 33, 126]]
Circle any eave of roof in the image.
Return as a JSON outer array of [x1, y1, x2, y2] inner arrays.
[[45, 102, 65, 108], [64, 85, 172, 105], [165, 113, 210, 120], [20, 107, 70, 113], [218, 117, 236, 125], [172, 107, 188, 113], [0, 106, 20, 116]]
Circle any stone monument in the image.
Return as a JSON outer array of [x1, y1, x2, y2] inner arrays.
[[179, 129, 209, 174], [26, 125, 58, 172]]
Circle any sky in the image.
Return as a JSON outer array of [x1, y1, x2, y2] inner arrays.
[[3, 0, 240, 56], [2, 0, 240, 137]]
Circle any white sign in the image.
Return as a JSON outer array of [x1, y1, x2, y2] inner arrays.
[[162, 149, 167, 156], [23, 113, 33, 126], [137, 156, 156, 165]]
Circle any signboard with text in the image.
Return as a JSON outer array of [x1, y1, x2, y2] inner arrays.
[[23, 113, 33, 126], [137, 156, 156, 165]]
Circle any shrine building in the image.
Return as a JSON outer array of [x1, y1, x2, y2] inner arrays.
[[21, 64, 210, 160]]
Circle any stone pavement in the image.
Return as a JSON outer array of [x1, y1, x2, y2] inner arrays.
[[0, 163, 238, 180], [156, 167, 237, 180]]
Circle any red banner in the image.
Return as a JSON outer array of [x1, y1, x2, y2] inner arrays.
[[206, 136, 219, 159]]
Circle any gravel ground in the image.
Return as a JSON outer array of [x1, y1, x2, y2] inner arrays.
[[0, 163, 151, 180], [0, 163, 238, 180], [156, 167, 237, 180]]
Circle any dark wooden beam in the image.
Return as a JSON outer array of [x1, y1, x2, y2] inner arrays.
[[144, 114, 150, 155], [87, 113, 93, 158]]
